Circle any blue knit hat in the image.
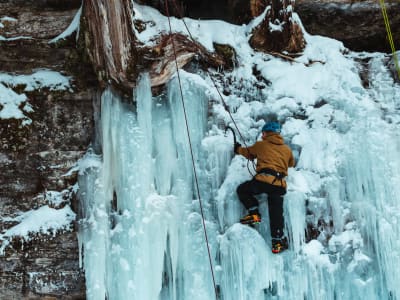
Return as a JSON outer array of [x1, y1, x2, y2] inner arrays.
[[262, 121, 281, 133]]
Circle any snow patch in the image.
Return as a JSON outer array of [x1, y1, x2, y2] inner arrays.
[[0, 83, 30, 123], [0, 70, 72, 92], [0, 205, 76, 255], [49, 6, 82, 44], [0, 70, 72, 124]]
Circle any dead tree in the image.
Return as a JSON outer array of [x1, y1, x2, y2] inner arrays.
[[250, 0, 305, 53], [81, 0, 231, 90], [82, 0, 138, 89], [80, 0, 304, 91]]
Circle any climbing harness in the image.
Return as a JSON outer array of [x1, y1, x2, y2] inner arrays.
[[258, 168, 285, 185], [164, 1, 218, 298], [379, 0, 400, 79]]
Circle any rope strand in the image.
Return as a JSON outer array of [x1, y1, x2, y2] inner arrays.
[[207, 75, 257, 175], [164, 1, 218, 298], [379, 0, 400, 79], [167, 0, 257, 175]]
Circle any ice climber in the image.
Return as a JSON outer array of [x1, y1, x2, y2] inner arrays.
[[234, 121, 295, 253]]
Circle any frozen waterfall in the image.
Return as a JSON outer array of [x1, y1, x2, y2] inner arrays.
[[78, 73, 220, 300], [78, 51, 400, 299]]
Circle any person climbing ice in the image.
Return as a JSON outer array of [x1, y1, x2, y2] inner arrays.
[[234, 121, 295, 253]]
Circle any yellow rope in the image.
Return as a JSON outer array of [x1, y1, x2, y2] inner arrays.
[[379, 0, 400, 79]]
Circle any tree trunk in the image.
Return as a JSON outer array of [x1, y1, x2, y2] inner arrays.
[[82, 0, 233, 90], [82, 0, 138, 90], [81, 0, 304, 91], [249, 0, 305, 53]]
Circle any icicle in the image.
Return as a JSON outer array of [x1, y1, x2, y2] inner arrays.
[[166, 71, 218, 300], [79, 70, 219, 299]]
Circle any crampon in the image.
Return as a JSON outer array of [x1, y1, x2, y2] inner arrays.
[[240, 213, 261, 225]]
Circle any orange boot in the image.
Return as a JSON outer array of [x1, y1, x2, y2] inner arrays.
[[271, 237, 288, 254], [240, 212, 261, 225]]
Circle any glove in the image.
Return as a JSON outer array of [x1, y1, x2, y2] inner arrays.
[[234, 142, 241, 154]]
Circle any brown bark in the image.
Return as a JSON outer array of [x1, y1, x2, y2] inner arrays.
[[82, 1, 232, 90], [148, 34, 229, 87], [81, 0, 304, 90], [249, 0, 305, 53], [82, 0, 138, 89]]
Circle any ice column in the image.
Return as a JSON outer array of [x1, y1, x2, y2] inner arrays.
[[166, 72, 218, 300], [342, 116, 400, 299], [79, 71, 219, 299]]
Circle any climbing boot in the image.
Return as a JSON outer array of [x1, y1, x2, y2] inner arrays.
[[271, 237, 288, 254], [240, 212, 261, 225]]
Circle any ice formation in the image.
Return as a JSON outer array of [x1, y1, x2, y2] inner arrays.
[[77, 4, 400, 300]]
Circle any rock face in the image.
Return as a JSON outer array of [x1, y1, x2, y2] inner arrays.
[[296, 0, 400, 52], [0, 0, 96, 298]]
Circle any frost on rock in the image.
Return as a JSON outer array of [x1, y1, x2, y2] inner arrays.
[[0, 83, 30, 124], [0, 70, 72, 92], [49, 6, 82, 44], [0, 70, 72, 125], [0, 205, 76, 255], [0, 16, 17, 30]]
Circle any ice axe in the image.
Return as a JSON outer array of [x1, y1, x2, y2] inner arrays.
[[225, 125, 257, 176], [225, 126, 237, 148]]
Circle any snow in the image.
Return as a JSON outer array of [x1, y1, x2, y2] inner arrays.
[[0, 16, 32, 40], [0, 35, 32, 41], [132, 3, 253, 53], [0, 16, 17, 22], [0, 70, 72, 92], [0, 83, 29, 121], [0, 205, 76, 254], [77, 2, 400, 299], [49, 6, 82, 44], [45, 189, 73, 207], [0, 70, 72, 124], [0, 16, 17, 29]]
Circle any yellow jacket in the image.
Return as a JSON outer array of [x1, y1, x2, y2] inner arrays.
[[237, 133, 295, 188]]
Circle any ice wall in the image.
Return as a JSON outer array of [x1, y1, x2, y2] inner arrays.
[[78, 73, 220, 300], [78, 53, 400, 299]]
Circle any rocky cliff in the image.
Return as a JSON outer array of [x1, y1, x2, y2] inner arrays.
[[0, 0, 96, 299], [296, 0, 400, 52], [0, 0, 398, 298]]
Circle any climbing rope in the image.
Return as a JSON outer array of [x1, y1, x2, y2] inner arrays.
[[166, 0, 257, 175], [164, 1, 218, 299], [168, 0, 250, 143], [208, 74, 257, 176], [379, 0, 400, 79]]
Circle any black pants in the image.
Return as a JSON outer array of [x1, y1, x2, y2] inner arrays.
[[237, 178, 286, 238]]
